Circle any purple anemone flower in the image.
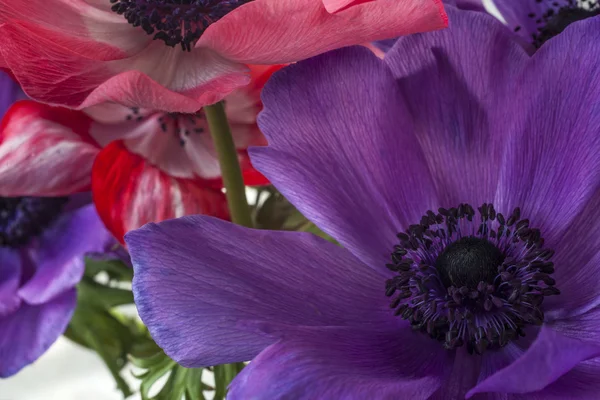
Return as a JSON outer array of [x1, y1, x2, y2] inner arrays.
[[0, 191, 114, 377], [0, 78, 115, 377], [127, 8, 600, 399]]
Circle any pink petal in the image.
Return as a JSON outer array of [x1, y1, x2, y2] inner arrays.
[[92, 141, 229, 243], [0, 23, 250, 112], [322, 0, 375, 13], [0, 0, 148, 57], [198, 0, 448, 64], [0, 101, 100, 196]]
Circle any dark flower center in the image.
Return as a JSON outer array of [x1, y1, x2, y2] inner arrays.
[[110, 0, 253, 51], [435, 237, 505, 289], [125, 108, 206, 147], [516, 0, 600, 48], [385, 203, 560, 355], [0, 197, 68, 248]]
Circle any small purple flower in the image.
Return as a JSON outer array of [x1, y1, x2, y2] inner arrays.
[[0, 191, 114, 377], [127, 8, 600, 400], [0, 72, 116, 378]]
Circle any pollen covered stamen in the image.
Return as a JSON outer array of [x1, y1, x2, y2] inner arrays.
[[125, 108, 206, 147], [0, 197, 68, 248], [385, 203, 560, 354], [435, 237, 505, 289], [110, 0, 253, 51]]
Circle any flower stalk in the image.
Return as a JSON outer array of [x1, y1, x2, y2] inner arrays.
[[204, 101, 250, 391], [204, 101, 254, 228]]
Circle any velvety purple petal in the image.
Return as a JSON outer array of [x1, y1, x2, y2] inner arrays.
[[0, 290, 76, 377], [374, 2, 487, 53], [531, 358, 600, 399], [543, 196, 600, 319], [0, 71, 25, 117], [253, 46, 439, 272], [531, 308, 600, 398], [452, 0, 486, 11], [551, 306, 600, 347], [127, 216, 391, 367], [229, 325, 448, 400], [18, 204, 112, 305], [493, 17, 600, 318], [466, 326, 600, 397], [0, 248, 21, 317], [385, 8, 528, 208]]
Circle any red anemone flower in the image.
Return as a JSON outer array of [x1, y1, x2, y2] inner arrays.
[[0, 0, 447, 112], [0, 65, 279, 242]]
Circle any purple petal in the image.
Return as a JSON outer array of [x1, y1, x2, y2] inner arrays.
[[551, 306, 600, 347], [18, 204, 113, 305], [229, 325, 448, 400], [127, 216, 390, 367], [385, 7, 528, 208], [533, 358, 600, 399], [253, 46, 439, 271], [0, 249, 21, 317], [0, 290, 76, 377], [374, 3, 488, 53], [466, 325, 600, 397], [544, 197, 600, 319], [493, 16, 600, 318], [0, 71, 25, 117]]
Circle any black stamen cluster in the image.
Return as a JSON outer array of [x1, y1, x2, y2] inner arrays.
[[110, 0, 253, 51], [514, 0, 600, 48], [384, 203, 560, 355], [0, 197, 68, 248]]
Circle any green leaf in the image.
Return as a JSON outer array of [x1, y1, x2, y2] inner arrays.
[[67, 303, 136, 397], [63, 274, 142, 398], [254, 190, 298, 230], [130, 347, 213, 400], [85, 257, 133, 282]]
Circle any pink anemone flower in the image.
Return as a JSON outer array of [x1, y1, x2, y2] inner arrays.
[[0, 0, 447, 112], [0, 65, 279, 242]]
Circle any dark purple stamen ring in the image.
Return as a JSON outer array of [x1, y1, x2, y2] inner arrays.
[[0, 197, 68, 248], [385, 203, 560, 355], [110, 0, 253, 51]]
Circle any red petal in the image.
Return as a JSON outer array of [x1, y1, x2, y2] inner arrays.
[[239, 150, 269, 187], [0, 101, 99, 196], [92, 141, 230, 243]]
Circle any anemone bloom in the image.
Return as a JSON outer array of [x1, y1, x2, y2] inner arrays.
[[0, 194, 114, 377], [127, 8, 600, 399], [0, 65, 278, 242], [0, 70, 112, 378], [0, 0, 446, 112]]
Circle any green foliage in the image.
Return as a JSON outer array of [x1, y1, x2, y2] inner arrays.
[[64, 258, 140, 397], [129, 343, 214, 400], [253, 187, 338, 244], [65, 191, 333, 399]]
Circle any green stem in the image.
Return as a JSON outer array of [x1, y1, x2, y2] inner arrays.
[[213, 363, 245, 399], [204, 102, 253, 228], [204, 102, 249, 393]]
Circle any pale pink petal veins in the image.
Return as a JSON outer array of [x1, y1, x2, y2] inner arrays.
[[0, 23, 250, 111], [198, 0, 448, 64], [322, 0, 375, 13], [0, 101, 99, 196], [0, 0, 146, 58]]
